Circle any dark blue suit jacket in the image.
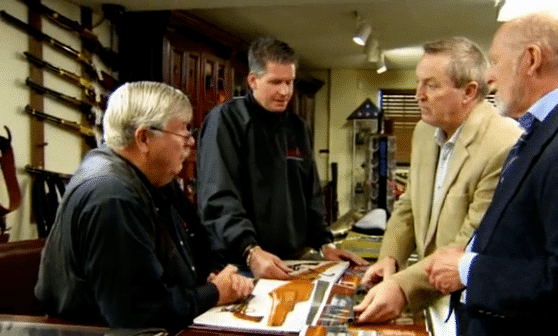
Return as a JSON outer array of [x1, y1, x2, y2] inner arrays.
[[457, 104, 558, 335]]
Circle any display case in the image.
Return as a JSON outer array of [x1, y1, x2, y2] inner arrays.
[[348, 99, 396, 217]]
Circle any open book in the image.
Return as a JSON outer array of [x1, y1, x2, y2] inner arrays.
[[192, 261, 350, 333]]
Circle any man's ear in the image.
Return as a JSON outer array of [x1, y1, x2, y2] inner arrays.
[[134, 127, 151, 153], [525, 44, 543, 76], [462, 81, 479, 105], [247, 73, 258, 91]]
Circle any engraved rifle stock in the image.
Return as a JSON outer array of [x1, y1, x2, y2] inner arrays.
[[268, 279, 314, 326]]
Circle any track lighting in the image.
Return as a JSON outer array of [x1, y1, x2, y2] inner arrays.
[[376, 52, 387, 74], [352, 11, 372, 46]]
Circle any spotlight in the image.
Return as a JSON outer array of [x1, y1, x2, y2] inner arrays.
[[496, 0, 558, 21], [376, 53, 387, 74], [352, 11, 372, 46]]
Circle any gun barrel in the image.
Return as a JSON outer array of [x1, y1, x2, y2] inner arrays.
[[1, 10, 97, 77], [25, 78, 96, 121], [23, 52, 95, 95], [24, 105, 95, 138]]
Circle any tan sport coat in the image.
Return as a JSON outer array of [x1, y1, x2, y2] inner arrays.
[[379, 101, 522, 311]]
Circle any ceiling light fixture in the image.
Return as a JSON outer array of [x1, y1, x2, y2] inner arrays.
[[352, 11, 372, 46], [365, 38, 380, 62], [376, 53, 387, 74], [496, 0, 558, 21]]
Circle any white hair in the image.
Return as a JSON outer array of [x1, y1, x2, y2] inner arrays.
[[103, 81, 192, 148]]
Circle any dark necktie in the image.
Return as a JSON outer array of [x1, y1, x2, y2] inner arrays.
[[500, 112, 539, 181]]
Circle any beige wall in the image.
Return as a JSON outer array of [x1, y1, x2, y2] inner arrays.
[[1, 0, 414, 238], [312, 68, 417, 216], [0, 0, 112, 241]]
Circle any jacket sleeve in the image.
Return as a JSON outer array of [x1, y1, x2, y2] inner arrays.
[[197, 108, 257, 262], [378, 175, 417, 268], [76, 195, 219, 329]]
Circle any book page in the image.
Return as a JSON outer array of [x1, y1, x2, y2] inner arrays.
[[192, 261, 349, 333]]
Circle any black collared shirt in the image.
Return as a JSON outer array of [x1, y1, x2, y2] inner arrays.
[[35, 146, 222, 329]]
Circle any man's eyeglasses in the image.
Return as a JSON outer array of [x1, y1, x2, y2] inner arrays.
[[149, 127, 196, 141]]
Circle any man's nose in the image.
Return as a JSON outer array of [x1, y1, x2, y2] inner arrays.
[[184, 133, 195, 147], [485, 68, 495, 86], [415, 85, 425, 101], [279, 83, 291, 95]]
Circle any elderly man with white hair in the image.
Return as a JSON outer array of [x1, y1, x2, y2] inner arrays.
[[35, 81, 253, 330]]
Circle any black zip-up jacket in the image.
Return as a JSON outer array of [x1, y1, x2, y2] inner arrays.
[[197, 93, 333, 262]]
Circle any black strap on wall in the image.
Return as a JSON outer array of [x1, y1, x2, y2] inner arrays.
[[31, 172, 66, 238]]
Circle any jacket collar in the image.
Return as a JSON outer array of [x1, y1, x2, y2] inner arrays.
[[476, 103, 558, 251]]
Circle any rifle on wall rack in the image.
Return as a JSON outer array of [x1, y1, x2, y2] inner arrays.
[[25, 78, 103, 125], [20, 0, 119, 70], [24, 105, 100, 148], [0, 10, 118, 91], [22, 52, 108, 107]]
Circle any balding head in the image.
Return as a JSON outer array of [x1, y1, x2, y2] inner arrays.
[[486, 12, 558, 118], [497, 13, 558, 71]]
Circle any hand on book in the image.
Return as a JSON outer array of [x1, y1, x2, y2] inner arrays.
[[249, 248, 295, 280], [209, 264, 254, 305], [321, 245, 369, 266], [353, 278, 407, 323], [360, 256, 398, 285]]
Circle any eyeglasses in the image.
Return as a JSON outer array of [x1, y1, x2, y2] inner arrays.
[[149, 127, 196, 141]]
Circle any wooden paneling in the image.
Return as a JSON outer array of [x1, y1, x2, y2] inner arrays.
[[120, 10, 249, 201]]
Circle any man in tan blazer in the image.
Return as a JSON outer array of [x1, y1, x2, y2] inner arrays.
[[354, 37, 522, 334]]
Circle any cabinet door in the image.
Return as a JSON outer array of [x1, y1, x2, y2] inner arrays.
[[200, 54, 232, 121], [163, 38, 202, 124]]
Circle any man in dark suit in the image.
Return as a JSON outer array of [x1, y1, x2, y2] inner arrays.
[[426, 12, 558, 335]]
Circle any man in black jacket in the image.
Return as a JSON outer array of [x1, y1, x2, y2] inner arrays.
[[197, 36, 367, 280], [35, 81, 253, 330]]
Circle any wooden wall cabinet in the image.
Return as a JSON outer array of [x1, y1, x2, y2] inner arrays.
[[118, 10, 249, 200]]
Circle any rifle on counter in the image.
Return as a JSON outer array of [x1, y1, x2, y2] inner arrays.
[[24, 105, 100, 147], [0, 10, 118, 91], [25, 78, 103, 125], [21, 0, 118, 70]]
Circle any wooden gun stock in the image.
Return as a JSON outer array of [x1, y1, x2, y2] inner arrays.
[[268, 280, 314, 326]]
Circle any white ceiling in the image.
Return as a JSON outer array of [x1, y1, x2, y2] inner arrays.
[[68, 0, 501, 71]]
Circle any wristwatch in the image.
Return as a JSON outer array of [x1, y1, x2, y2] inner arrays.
[[243, 243, 260, 266], [319, 242, 336, 257]]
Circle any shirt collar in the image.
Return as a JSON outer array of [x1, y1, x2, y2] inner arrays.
[[526, 87, 558, 123], [434, 125, 463, 147]]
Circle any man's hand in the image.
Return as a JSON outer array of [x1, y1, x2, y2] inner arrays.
[[249, 247, 294, 280], [210, 265, 254, 305], [360, 256, 398, 286], [353, 279, 407, 323], [425, 247, 466, 295], [321, 245, 369, 266]]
